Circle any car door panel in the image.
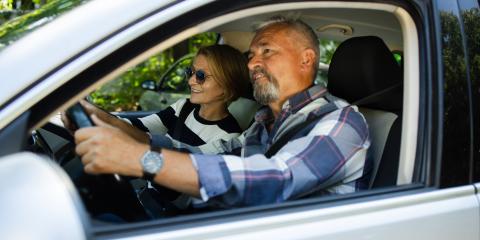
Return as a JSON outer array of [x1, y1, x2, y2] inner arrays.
[[0, 112, 30, 157], [112, 187, 479, 239]]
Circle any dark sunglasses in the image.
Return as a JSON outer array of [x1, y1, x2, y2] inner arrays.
[[185, 67, 212, 85]]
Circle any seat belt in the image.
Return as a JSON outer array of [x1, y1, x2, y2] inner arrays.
[[352, 82, 402, 106], [264, 102, 339, 158]]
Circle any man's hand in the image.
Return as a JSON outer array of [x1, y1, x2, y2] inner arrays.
[[74, 114, 149, 177], [75, 114, 201, 197], [62, 100, 149, 144]]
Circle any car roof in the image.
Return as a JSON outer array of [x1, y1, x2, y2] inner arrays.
[[216, 8, 402, 53]]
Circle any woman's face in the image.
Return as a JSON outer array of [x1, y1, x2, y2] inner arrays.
[[188, 54, 225, 105]]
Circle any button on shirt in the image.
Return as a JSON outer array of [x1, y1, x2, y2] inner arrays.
[[152, 85, 370, 207]]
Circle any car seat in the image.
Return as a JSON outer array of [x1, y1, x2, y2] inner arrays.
[[229, 97, 260, 130], [328, 36, 403, 188]]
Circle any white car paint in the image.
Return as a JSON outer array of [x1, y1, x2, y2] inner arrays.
[[0, 0, 477, 239], [0, 153, 89, 240], [114, 186, 479, 240]]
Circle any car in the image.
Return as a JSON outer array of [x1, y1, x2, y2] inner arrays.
[[0, 0, 479, 239]]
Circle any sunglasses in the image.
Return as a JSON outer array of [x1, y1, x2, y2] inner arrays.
[[185, 67, 212, 85]]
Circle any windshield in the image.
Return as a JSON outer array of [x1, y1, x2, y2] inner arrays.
[[0, 0, 89, 52]]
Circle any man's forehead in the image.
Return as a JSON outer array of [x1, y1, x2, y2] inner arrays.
[[250, 26, 288, 49], [250, 37, 273, 49]]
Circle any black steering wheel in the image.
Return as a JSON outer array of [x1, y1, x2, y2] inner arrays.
[[35, 103, 150, 222]]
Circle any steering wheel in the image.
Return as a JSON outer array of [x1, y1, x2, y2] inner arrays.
[[35, 103, 150, 222]]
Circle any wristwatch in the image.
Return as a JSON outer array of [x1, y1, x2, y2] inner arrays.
[[140, 150, 164, 182]]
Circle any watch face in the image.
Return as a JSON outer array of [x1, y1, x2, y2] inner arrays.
[[142, 151, 163, 174]]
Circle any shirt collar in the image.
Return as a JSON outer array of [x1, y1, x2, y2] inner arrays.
[[283, 84, 328, 114]]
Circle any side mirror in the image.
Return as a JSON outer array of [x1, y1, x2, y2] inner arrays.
[[141, 80, 157, 91]]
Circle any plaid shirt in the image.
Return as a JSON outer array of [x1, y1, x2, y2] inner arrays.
[[152, 85, 370, 207]]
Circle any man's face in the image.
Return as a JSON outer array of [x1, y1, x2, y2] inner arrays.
[[248, 24, 303, 105]]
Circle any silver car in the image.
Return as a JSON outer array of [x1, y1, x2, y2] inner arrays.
[[0, 0, 479, 239]]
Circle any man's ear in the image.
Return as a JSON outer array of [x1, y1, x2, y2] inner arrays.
[[300, 48, 316, 70]]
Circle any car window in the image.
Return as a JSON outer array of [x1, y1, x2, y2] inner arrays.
[[159, 54, 194, 92], [457, 0, 480, 183], [438, 0, 473, 186], [89, 32, 217, 112]]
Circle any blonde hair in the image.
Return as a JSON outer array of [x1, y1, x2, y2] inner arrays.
[[197, 45, 250, 103]]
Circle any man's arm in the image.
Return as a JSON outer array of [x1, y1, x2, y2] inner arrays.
[[75, 114, 201, 197], [75, 107, 369, 207], [152, 149, 200, 197]]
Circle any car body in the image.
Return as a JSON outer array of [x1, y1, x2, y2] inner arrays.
[[0, 0, 479, 239]]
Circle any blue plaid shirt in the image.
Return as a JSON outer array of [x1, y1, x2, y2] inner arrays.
[[152, 85, 370, 207]]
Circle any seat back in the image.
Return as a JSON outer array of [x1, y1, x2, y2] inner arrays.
[[328, 36, 403, 188], [360, 108, 401, 188], [228, 97, 261, 130]]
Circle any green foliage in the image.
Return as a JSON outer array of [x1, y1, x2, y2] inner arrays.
[[1, 0, 14, 10], [319, 39, 339, 64], [89, 33, 218, 111], [393, 53, 402, 65], [188, 32, 217, 52]]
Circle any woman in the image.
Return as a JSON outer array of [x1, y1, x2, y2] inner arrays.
[[65, 44, 250, 150], [128, 44, 250, 147]]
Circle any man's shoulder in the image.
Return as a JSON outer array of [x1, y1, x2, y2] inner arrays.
[[311, 103, 369, 138]]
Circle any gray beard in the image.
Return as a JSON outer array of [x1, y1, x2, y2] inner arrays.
[[253, 77, 279, 105]]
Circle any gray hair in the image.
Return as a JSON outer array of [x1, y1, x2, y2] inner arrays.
[[255, 16, 320, 78]]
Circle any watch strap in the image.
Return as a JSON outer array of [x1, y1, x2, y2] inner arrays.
[[142, 171, 156, 182]]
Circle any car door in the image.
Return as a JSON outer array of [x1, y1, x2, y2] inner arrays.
[[88, 1, 480, 238]]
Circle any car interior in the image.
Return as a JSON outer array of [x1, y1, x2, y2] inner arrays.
[[27, 2, 420, 227]]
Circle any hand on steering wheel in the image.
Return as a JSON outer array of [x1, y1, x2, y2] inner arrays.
[[63, 102, 150, 221]]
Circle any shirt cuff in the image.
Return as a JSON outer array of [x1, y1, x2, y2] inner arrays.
[[150, 134, 173, 150], [190, 154, 231, 201]]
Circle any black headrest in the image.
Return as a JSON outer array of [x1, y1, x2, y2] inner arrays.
[[328, 36, 403, 111]]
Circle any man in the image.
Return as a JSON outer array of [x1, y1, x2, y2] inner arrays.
[[74, 16, 370, 207]]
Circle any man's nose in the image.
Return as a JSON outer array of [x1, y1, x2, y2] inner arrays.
[[248, 55, 261, 70]]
